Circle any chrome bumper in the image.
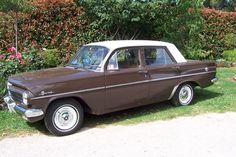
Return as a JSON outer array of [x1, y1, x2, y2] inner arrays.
[[3, 96, 44, 118], [211, 77, 218, 83]]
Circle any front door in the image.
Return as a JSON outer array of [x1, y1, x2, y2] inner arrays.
[[104, 47, 149, 112]]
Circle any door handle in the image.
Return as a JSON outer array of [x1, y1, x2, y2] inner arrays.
[[171, 66, 180, 70], [138, 70, 148, 74]]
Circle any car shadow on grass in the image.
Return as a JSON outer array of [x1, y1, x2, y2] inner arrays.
[[84, 88, 222, 128], [192, 88, 223, 104], [28, 88, 221, 135]]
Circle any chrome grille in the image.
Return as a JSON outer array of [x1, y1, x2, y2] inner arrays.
[[9, 90, 23, 102]]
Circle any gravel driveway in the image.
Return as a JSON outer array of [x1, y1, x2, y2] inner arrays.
[[1, 112, 236, 157]]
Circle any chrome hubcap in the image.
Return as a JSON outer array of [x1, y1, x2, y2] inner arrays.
[[53, 105, 79, 131], [179, 85, 193, 105]]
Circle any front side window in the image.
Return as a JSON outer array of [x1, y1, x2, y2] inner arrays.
[[144, 47, 174, 66], [69, 46, 109, 71], [107, 48, 140, 70]]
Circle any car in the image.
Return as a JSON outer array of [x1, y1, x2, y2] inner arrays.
[[4, 40, 217, 136]]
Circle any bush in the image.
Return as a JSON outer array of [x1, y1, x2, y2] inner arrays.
[[200, 8, 236, 59], [0, 1, 87, 57], [223, 49, 236, 62], [0, 47, 62, 79], [0, 77, 6, 99], [40, 49, 61, 67], [76, 0, 161, 40], [224, 33, 236, 48]]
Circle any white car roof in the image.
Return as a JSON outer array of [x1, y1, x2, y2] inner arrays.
[[86, 40, 186, 63]]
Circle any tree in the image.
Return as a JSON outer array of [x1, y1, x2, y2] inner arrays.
[[203, 0, 236, 11], [0, 0, 32, 55]]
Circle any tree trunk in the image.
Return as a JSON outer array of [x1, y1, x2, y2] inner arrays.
[[15, 12, 18, 56]]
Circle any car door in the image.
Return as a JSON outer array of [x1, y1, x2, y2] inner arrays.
[[104, 47, 149, 112], [143, 46, 181, 104]]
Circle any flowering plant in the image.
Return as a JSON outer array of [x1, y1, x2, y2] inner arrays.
[[0, 47, 24, 63]]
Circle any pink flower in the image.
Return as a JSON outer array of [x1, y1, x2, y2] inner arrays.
[[20, 60, 26, 65], [16, 52, 22, 60], [9, 54, 15, 59], [7, 47, 16, 52], [0, 54, 4, 59]]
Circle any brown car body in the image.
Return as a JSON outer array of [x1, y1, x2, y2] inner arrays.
[[4, 40, 217, 135]]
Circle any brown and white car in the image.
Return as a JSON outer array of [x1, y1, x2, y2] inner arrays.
[[4, 40, 217, 136]]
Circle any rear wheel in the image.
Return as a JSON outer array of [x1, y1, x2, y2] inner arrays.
[[44, 99, 84, 136], [171, 83, 194, 106]]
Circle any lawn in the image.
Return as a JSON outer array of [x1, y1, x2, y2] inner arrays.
[[0, 68, 235, 138]]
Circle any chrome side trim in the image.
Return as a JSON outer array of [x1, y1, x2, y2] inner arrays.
[[106, 80, 150, 88], [168, 85, 179, 100], [150, 71, 215, 82], [31, 71, 216, 100], [31, 86, 106, 100]]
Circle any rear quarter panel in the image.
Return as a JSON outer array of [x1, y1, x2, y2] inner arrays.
[[178, 60, 216, 88]]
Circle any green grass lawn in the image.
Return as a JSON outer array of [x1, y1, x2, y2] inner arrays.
[[0, 68, 235, 138]]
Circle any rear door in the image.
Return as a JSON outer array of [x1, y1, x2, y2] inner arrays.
[[104, 47, 149, 112], [143, 47, 181, 104]]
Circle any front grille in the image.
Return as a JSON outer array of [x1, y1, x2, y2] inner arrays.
[[9, 90, 23, 102]]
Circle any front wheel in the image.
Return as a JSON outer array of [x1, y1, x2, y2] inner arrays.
[[44, 99, 84, 136], [171, 83, 194, 106]]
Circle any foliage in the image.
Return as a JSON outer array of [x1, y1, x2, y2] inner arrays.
[[0, 47, 61, 79], [0, 77, 6, 99], [184, 48, 213, 60], [223, 49, 236, 62], [75, 0, 162, 40], [155, 0, 204, 52], [40, 49, 61, 67], [0, 0, 32, 13], [203, 0, 236, 11], [0, 47, 26, 78], [0, 1, 86, 58], [200, 8, 236, 59], [223, 33, 236, 48]]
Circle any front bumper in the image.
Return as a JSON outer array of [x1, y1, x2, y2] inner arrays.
[[3, 96, 44, 119], [211, 77, 218, 83]]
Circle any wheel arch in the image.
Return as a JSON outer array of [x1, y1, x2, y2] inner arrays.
[[47, 96, 92, 114], [168, 81, 199, 100]]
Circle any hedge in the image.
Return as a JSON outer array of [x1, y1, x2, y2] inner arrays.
[[0, 2, 236, 61], [200, 8, 236, 59], [0, 1, 87, 57]]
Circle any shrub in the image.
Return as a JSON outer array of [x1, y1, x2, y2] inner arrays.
[[223, 49, 236, 62], [224, 33, 236, 48], [0, 47, 62, 79], [154, 0, 204, 52], [0, 77, 6, 99], [0, 1, 87, 58], [0, 47, 26, 78], [200, 8, 236, 59], [40, 49, 61, 67], [76, 0, 162, 40]]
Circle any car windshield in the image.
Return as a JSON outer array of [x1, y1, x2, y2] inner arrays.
[[69, 46, 109, 71]]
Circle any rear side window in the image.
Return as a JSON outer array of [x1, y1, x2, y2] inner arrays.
[[144, 47, 174, 66]]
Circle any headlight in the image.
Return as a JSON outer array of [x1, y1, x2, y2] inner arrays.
[[23, 91, 33, 105]]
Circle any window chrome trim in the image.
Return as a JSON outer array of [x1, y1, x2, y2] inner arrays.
[[31, 71, 216, 100]]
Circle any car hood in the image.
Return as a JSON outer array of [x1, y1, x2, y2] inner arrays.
[[8, 67, 90, 92]]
